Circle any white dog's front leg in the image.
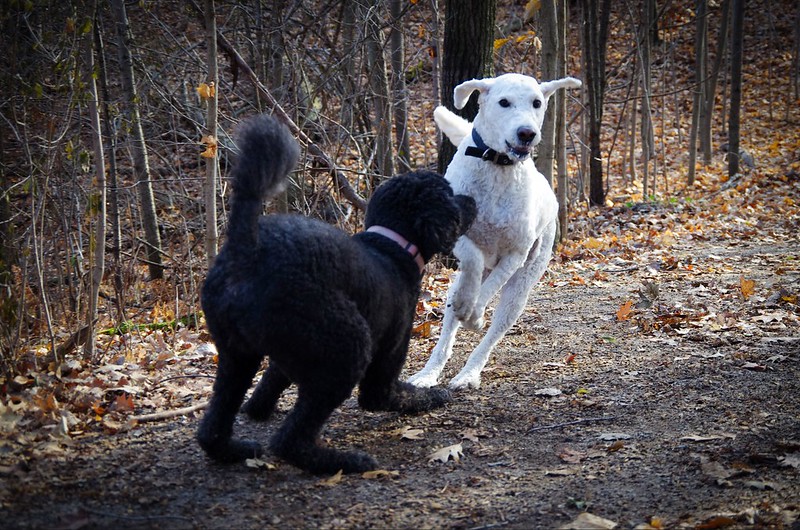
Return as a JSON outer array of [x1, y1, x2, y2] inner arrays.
[[462, 251, 527, 330], [448, 237, 484, 323], [407, 307, 462, 387]]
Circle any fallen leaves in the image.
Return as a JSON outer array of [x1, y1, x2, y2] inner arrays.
[[739, 276, 756, 300], [428, 443, 463, 463]]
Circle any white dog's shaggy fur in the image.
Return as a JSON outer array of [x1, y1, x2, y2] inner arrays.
[[408, 73, 581, 390]]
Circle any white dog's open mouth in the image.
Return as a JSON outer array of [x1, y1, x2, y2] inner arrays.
[[506, 142, 532, 160]]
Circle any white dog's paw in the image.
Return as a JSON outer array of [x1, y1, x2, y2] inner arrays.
[[448, 371, 481, 390], [450, 292, 478, 323], [407, 370, 439, 388]]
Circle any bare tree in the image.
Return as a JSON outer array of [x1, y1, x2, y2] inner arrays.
[[203, 0, 219, 264], [83, 13, 106, 359], [554, 0, 570, 241], [390, 0, 411, 172], [728, 0, 744, 177], [580, 0, 611, 206], [110, 0, 163, 279], [687, 0, 707, 187], [439, 0, 497, 173], [701, 0, 731, 163], [361, 1, 395, 183], [537, 0, 558, 186]]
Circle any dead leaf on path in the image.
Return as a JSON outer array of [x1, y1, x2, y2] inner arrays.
[[412, 321, 433, 338], [558, 447, 586, 464], [534, 387, 562, 397], [245, 458, 276, 470], [598, 432, 632, 441], [616, 300, 633, 321], [607, 440, 625, 452], [390, 426, 424, 440], [701, 460, 736, 481], [460, 429, 481, 443], [779, 453, 800, 469], [695, 516, 737, 529], [545, 467, 577, 477], [741, 362, 768, 371], [362, 469, 399, 479], [560, 512, 617, 529], [681, 434, 725, 442], [317, 469, 343, 487], [740, 276, 756, 300], [428, 443, 463, 463]]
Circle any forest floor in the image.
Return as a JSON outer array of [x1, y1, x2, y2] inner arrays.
[[2, 165, 799, 529]]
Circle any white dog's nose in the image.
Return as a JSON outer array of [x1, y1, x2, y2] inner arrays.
[[517, 127, 536, 144]]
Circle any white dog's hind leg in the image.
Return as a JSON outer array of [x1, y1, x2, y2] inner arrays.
[[407, 307, 462, 387]]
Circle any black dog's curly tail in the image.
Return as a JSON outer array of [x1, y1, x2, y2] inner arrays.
[[225, 115, 300, 253]]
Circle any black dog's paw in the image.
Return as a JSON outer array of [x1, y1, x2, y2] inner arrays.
[[272, 441, 378, 475], [389, 382, 452, 413], [200, 438, 264, 464], [425, 386, 452, 408]]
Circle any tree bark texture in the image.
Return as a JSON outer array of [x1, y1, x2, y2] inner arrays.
[[439, 0, 496, 173], [110, 0, 163, 279]]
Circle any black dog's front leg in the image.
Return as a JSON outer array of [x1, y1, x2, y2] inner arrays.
[[358, 339, 451, 413]]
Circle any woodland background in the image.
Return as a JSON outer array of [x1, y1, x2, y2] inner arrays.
[[0, 1, 799, 527]]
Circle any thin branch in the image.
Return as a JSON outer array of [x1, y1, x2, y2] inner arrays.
[[133, 401, 208, 423], [189, 0, 366, 211], [527, 416, 617, 433]]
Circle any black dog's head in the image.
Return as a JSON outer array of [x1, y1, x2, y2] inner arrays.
[[364, 170, 477, 262]]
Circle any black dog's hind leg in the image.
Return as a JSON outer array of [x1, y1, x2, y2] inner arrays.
[[241, 362, 291, 421], [270, 384, 377, 475], [358, 334, 451, 413], [197, 347, 263, 463]]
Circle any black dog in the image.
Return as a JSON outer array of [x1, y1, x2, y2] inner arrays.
[[197, 115, 476, 475]]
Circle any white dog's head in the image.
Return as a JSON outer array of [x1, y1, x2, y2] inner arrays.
[[453, 73, 581, 162]]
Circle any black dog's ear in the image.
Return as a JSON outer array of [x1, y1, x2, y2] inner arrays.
[[455, 195, 477, 233]]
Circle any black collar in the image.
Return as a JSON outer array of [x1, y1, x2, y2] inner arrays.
[[464, 129, 515, 166]]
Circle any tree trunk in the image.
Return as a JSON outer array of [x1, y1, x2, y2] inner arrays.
[[390, 0, 411, 172], [728, 0, 744, 177], [555, 0, 570, 241], [360, 1, 394, 185], [203, 0, 219, 264], [110, 0, 163, 279], [537, 0, 558, 186], [439, 0, 496, 173], [95, 15, 125, 323], [687, 0, 706, 187], [83, 15, 106, 360], [580, 0, 610, 206], [700, 0, 731, 164], [640, 0, 655, 198]]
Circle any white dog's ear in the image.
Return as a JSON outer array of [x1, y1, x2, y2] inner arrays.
[[540, 76, 582, 101], [453, 78, 494, 110]]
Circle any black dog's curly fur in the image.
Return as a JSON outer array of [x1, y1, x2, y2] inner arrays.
[[197, 115, 476, 475]]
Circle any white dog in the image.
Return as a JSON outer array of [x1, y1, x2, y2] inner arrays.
[[408, 73, 582, 390]]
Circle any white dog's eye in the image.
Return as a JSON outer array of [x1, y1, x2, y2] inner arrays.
[[533, 99, 542, 109], [499, 99, 511, 108]]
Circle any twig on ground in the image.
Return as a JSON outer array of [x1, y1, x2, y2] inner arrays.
[[527, 416, 617, 433], [133, 401, 208, 423]]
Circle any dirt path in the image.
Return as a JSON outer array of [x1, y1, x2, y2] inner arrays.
[[3, 217, 798, 529]]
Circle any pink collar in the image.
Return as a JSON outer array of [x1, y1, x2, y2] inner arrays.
[[366, 225, 425, 273]]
